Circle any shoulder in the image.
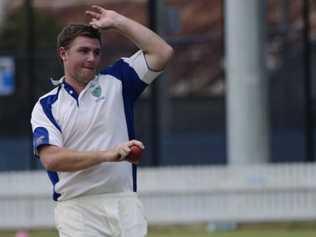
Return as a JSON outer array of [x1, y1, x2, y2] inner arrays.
[[32, 87, 61, 113], [37, 86, 61, 102], [99, 59, 127, 78]]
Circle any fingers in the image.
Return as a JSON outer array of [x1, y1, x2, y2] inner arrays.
[[112, 140, 145, 162], [89, 19, 101, 29], [85, 9, 102, 29], [128, 140, 145, 149], [91, 5, 107, 13], [85, 5, 105, 24], [116, 145, 131, 160], [86, 5, 113, 30], [85, 10, 101, 19]]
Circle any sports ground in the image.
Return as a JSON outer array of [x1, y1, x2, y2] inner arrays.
[[1, 223, 316, 237]]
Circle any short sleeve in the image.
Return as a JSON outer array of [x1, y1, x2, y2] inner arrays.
[[31, 102, 63, 157], [123, 50, 163, 84], [101, 50, 163, 102]]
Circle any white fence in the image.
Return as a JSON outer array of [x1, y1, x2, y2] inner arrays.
[[1, 163, 316, 229]]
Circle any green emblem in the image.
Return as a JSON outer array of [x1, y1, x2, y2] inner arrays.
[[90, 84, 102, 98]]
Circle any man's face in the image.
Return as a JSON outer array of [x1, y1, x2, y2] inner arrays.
[[59, 36, 101, 85]]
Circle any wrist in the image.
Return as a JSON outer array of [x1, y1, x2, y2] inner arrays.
[[112, 14, 128, 30], [100, 149, 120, 162]]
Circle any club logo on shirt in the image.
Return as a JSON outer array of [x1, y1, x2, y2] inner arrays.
[[90, 83, 102, 98]]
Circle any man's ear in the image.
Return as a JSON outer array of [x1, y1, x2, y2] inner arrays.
[[58, 47, 67, 61]]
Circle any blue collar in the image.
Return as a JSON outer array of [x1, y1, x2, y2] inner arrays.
[[63, 81, 79, 104]]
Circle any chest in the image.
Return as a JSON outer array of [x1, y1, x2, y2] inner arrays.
[[55, 80, 127, 140]]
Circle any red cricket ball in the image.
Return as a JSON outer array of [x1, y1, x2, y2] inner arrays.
[[127, 145, 143, 163]]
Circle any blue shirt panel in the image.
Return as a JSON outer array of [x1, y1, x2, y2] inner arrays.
[[36, 86, 62, 201], [39, 86, 62, 132], [100, 59, 148, 192]]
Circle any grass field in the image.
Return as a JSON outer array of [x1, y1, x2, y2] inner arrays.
[[1, 223, 316, 237]]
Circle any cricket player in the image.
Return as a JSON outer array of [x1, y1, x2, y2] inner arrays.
[[30, 5, 173, 237]]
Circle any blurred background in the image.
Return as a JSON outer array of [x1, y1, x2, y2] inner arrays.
[[0, 0, 315, 169], [1, 0, 316, 236]]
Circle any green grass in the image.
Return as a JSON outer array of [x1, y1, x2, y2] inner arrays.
[[148, 223, 316, 237], [1, 223, 316, 237]]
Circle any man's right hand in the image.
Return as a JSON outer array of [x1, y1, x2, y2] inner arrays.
[[111, 140, 144, 162], [85, 5, 122, 30]]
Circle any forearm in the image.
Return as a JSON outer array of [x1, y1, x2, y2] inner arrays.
[[39, 146, 117, 172], [87, 6, 173, 70], [113, 15, 173, 70]]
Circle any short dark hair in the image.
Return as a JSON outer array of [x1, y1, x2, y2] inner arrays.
[[57, 24, 102, 49]]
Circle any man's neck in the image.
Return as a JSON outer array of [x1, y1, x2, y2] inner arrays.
[[64, 76, 87, 94]]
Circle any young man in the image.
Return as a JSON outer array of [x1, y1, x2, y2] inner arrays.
[[31, 5, 173, 237]]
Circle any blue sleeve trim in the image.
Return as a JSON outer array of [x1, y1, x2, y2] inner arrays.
[[33, 127, 49, 157], [39, 86, 62, 132]]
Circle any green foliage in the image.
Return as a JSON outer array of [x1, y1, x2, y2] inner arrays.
[[0, 6, 62, 50]]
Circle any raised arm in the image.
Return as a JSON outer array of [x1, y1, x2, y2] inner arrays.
[[86, 5, 174, 71]]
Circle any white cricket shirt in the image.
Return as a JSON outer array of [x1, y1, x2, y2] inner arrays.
[[31, 51, 161, 201]]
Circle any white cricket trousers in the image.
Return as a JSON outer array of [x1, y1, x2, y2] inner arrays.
[[54, 192, 147, 237]]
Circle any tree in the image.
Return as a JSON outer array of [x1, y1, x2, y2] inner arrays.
[[0, 6, 61, 50]]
